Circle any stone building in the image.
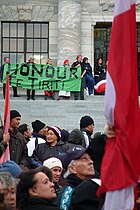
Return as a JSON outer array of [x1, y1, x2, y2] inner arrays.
[[0, 0, 140, 67]]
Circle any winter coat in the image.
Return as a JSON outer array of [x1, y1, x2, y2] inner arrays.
[[18, 196, 59, 210], [71, 179, 100, 210], [0, 127, 29, 168], [31, 141, 72, 167], [68, 129, 86, 147], [59, 174, 83, 210]]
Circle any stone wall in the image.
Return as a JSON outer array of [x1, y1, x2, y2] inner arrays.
[[0, 0, 140, 66]]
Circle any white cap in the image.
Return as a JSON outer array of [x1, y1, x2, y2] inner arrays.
[[43, 157, 63, 170]]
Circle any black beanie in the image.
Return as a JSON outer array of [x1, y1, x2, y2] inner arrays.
[[10, 110, 21, 121], [80, 115, 94, 129], [32, 120, 45, 133]]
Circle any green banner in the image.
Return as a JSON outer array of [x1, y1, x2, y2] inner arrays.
[[2, 64, 81, 91]]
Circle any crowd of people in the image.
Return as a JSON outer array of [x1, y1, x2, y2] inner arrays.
[[0, 55, 107, 101], [0, 109, 107, 210], [0, 110, 140, 210]]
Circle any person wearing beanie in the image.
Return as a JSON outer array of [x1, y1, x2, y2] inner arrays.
[[57, 60, 71, 100], [43, 157, 63, 205], [79, 115, 95, 148], [0, 110, 30, 170], [31, 126, 71, 168], [32, 120, 46, 134], [27, 120, 48, 157], [10, 110, 21, 121]]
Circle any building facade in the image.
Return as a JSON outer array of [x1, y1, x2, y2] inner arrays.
[[0, 0, 140, 67]]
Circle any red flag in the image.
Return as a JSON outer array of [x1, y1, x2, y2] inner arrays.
[[98, 0, 140, 195], [0, 72, 10, 163]]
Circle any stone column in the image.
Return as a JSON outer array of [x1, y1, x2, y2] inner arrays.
[[57, 0, 81, 66]]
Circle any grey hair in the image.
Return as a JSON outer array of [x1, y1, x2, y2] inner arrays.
[[63, 160, 76, 179], [0, 172, 16, 190]]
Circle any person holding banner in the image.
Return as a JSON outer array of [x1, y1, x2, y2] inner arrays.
[[57, 59, 71, 100], [71, 55, 86, 100], [26, 57, 36, 100], [0, 57, 19, 99], [44, 58, 55, 100]]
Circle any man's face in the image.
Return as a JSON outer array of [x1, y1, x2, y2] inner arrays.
[[24, 126, 32, 138], [5, 57, 10, 64], [10, 117, 21, 129], [39, 126, 48, 136], [51, 166, 62, 183], [86, 124, 94, 134], [77, 55, 82, 62], [70, 153, 95, 180]]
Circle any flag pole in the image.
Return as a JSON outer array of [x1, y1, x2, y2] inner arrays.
[[0, 71, 10, 163]]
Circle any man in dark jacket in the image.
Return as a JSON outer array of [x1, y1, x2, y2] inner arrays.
[[0, 110, 29, 170], [71, 54, 86, 100], [59, 146, 100, 210], [67, 115, 94, 149], [80, 115, 95, 147], [0, 57, 19, 99]]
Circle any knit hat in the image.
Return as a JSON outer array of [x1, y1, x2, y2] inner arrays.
[[80, 115, 94, 129], [68, 129, 85, 146], [10, 110, 21, 121], [0, 160, 22, 178], [63, 59, 69, 65], [32, 120, 46, 133], [48, 126, 61, 140], [43, 157, 63, 170]]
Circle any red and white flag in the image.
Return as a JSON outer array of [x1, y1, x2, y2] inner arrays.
[[98, 0, 140, 208], [0, 72, 10, 163]]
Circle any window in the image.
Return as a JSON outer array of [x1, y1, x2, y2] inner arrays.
[[1, 22, 49, 64]]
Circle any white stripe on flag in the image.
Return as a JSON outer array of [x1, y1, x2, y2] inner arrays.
[[114, 0, 136, 16]]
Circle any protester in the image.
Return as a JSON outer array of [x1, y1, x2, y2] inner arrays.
[[82, 57, 95, 95], [31, 126, 71, 167], [26, 57, 36, 100], [68, 128, 85, 147], [18, 123, 32, 144], [59, 146, 100, 210], [0, 171, 17, 210], [94, 58, 106, 95], [44, 58, 55, 100], [43, 157, 63, 205], [71, 54, 86, 100], [89, 132, 106, 174], [16, 169, 59, 210], [79, 115, 95, 147], [0, 160, 22, 178], [0, 110, 29, 170], [94, 58, 105, 82], [57, 60, 71, 100], [0, 57, 19, 99], [27, 120, 47, 157]]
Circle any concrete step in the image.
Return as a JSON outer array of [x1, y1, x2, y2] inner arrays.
[[0, 92, 106, 133]]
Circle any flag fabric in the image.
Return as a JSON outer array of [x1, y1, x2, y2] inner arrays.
[[0, 72, 10, 164], [98, 0, 140, 198], [94, 79, 106, 94]]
